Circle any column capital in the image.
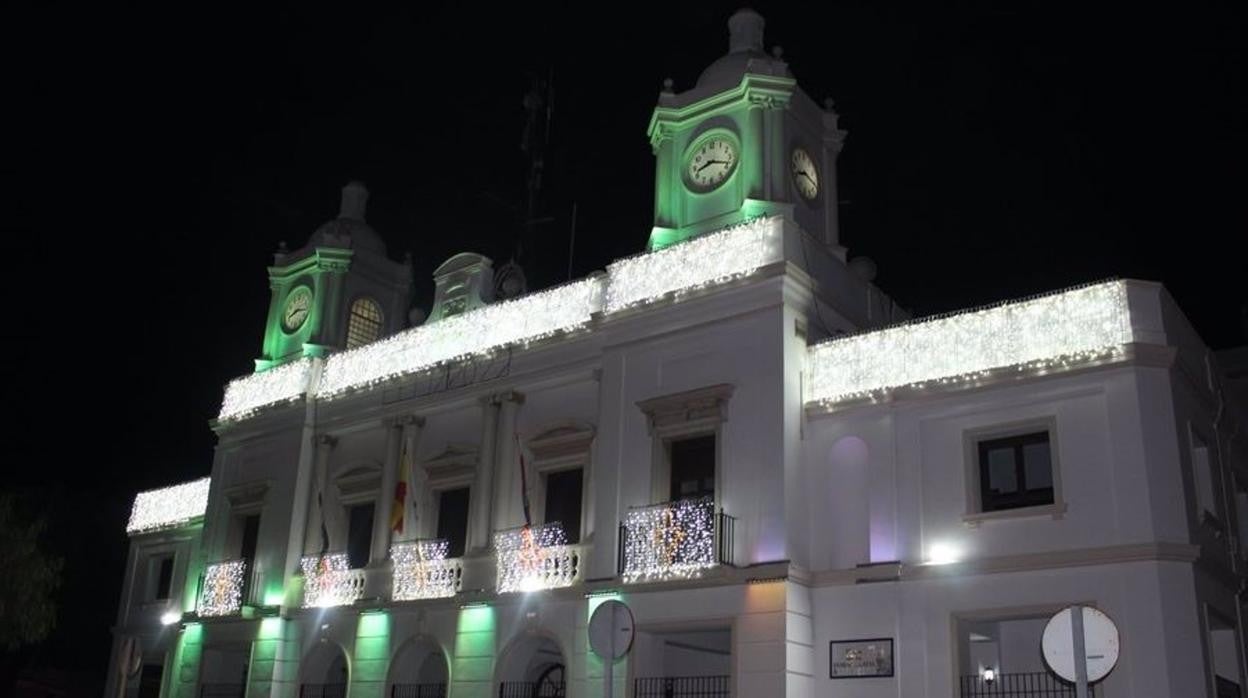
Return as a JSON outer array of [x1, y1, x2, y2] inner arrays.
[[317, 434, 338, 448], [495, 389, 525, 406], [383, 414, 425, 429]]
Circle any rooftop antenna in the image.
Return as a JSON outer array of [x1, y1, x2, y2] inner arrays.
[[519, 67, 555, 262]]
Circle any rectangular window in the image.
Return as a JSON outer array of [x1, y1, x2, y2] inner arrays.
[[436, 487, 470, 558], [670, 435, 715, 501], [977, 432, 1054, 512], [154, 556, 174, 600], [1192, 430, 1219, 520], [346, 502, 375, 569], [239, 514, 260, 564], [544, 469, 583, 543]]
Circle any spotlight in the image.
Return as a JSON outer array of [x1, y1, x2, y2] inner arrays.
[[981, 667, 996, 685], [160, 610, 181, 626]]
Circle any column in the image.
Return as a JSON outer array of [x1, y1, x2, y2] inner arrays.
[[372, 417, 405, 563], [745, 101, 766, 200], [493, 390, 526, 531], [283, 424, 320, 589], [469, 396, 500, 552], [405, 416, 429, 541]]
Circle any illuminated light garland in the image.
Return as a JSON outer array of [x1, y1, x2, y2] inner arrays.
[[605, 216, 782, 313], [197, 559, 246, 616], [218, 358, 314, 422], [622, 496, 718, 582], [300, 553, 364, 608], [317, 278, 602, 399], [391, 539, 462, 601], [495, 523, 579, 593], [807, 280, 1135, 406], [126, 477, 211, 534]]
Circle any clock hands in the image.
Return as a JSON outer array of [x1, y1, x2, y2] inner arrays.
[[696, 159, 731, 173]]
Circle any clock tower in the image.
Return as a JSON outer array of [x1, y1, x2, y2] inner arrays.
[[647, 9, 846, 253], [255, 181, 413, 371]]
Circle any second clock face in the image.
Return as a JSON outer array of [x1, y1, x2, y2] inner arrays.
[[686, 137, 738, 191], [790, 148, 819, 200], [282, 287, 312, 332]]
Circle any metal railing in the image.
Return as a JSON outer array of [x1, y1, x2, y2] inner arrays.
[[199, 684, 245, 698], [498, 680, 566, 698], [959, 672, 1095, 697], [299, 685, 348, 698], [392, 683, 448, 698], [618, 497, 735, 582], [634, 675, 730, 698]]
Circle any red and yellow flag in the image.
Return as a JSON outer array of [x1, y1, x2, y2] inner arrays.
[[390, 440, 410, 534]]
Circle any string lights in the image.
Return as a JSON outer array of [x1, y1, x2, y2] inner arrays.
[[807, 280, 1135, 406], [300, 553, 364, 608], [495, 523, 579, 593], [622, 497, 718, 582], [391, 539, 462, 601], [197, 559, 246, 616], [317, 278, 602, 399], [605, 216, 781, 313], [218, 358, 314, 422], [126, 477, 211, 534]]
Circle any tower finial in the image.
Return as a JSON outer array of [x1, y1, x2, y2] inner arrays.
[[339, 181, 368, 221], [728, 8, 765, 54]]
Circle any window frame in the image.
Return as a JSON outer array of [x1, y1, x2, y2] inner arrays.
[[346, 296, 384, 348], [962, 417, 1066, 525], [637, 384, 733, 509]]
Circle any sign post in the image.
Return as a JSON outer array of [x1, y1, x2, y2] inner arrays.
[[589, 600, 635, 698]]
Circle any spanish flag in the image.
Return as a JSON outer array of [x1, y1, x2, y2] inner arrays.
[[390, 439, 410, 534]]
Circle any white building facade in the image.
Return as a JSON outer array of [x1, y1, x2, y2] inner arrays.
[[108, 11, 1248, 698]]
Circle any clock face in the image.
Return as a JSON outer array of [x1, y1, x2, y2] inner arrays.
[[686, 137, 738, 191], [282, 287, 312, 332], [790, 148, 819, 200]]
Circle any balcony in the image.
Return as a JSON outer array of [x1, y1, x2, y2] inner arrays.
[[300, 553, 366, 608], [618, 497, 734, 583], [634, 676, 730, 698], [391, 539, 463, 601], [495, 523, 582, 593], [197, 559, 248, 617], [959, 672, 1095, 697]]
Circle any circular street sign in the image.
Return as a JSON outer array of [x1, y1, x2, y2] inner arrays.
[[589, 599, 635, 661], [1042, 606, 1120, 683]]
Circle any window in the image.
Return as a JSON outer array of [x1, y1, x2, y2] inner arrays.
[[976, 431, 1054, 512], [239, 514, 260, 564], [670, 435, 716, 501], [1191, 429, 1219, 521], [436, 487, 470, 558], [346, 297, 383, 348], [543, 469, 583, 543], [346, 502, 375, 569], [152, 555, 174, 600]]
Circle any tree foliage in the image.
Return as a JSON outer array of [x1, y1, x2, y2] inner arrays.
[[0, 493, 64, 650]]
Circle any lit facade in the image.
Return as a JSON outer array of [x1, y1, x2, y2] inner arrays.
[[108, 10, 1248, 698]]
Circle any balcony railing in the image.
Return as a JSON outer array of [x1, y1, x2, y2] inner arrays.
[[299, 685, 347, 698], [197, 559, 248, 616], [391, 684, 448, 698], [959, 672, 1095, 697], [391, 539, 463, 601], [498, 680, 566, 698], [618, 497, 734, 582], [300, 553, 365, 608], [495, 523, 581, 593], [634, 676, 730, 698]]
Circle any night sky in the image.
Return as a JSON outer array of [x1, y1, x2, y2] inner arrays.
[[5, 1, 1245, 690]]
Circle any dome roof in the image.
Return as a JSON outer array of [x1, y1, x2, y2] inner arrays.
[[694, 8, 789, 90], [306, 181, 387, 256]]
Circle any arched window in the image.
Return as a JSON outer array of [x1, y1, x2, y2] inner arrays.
[[346, 298, 383, 348]]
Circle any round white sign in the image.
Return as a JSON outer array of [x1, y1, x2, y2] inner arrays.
[[1041, 606, 1120, 683], [588, 599, 634, 661]]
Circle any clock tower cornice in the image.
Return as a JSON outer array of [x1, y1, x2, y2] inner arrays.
[[647, 73, 796, 150]]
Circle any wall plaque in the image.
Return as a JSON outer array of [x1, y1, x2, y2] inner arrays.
[[830, 638, 894, 678]]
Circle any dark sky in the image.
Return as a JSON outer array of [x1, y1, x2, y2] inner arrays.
[[4, 1, 1245, 688]]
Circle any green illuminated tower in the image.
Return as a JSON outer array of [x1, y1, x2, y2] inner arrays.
[[255, 181, 412, 371], [647, 9, 846, 252]]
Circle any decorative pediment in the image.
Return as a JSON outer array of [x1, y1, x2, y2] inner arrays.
[[637, 383, 734, 436], [334, 463, 382, 502], [526, 421, 595, 470], [223, 481, 270, 512], [423, 444, 478, 488]]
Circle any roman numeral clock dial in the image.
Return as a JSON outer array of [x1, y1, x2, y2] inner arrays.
[[685, 137, 738, 192]]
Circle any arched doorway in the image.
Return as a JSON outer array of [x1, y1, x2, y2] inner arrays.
[[497, 634, 566, 698], [388, 636, 450, 698], [200, 644, 250, 696], [299, 641, 349, 698]]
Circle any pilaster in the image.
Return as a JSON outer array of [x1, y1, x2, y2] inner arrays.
[[470, 396, 501, 552], [493, 390, 527, 531]]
